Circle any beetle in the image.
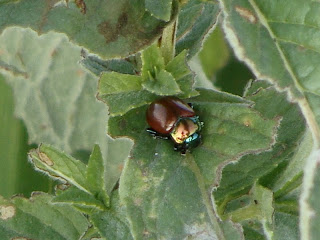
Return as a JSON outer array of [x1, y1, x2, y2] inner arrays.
[[146, 96, 203, 154]]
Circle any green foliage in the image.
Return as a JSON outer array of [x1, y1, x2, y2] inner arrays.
[[0, 0, 179, 58], [0, 193, 89, 240], [97, 44, 197, 116], [176, 0, 220, 58], [0, 0, 319, 239], [0, 28, 132, 194], [145, 0, 173, 21]]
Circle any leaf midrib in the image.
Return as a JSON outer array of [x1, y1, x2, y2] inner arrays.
[[248, 0, 320, 145]]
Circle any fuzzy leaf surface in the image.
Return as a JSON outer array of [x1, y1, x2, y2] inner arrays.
[[86, 145, 109, 206], [0, 193, 89, 240], [29, 144, 89, 193], [53, 186, 106, 212], [214, 80, 305, 239], [0, 0, 178, 58], [176, 0, 220, 58], [107, 88, 278, 239], [145, 0, 173, 21], [142, 69, 182, 95], [220, 0, 320, 142], [91, 191, 133, 240], [0, 28, 132, 193], [80, 54, 139, 77], [98, 46, 197, 116], [300, 149, 320, 240]]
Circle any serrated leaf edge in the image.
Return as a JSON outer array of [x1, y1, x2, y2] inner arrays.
[[212, 115, 282, 190], [218, 0, 320, 146], [300, 148, 320, 240]]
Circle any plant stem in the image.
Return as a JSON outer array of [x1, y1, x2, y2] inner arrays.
[[160, 20, 177, 65]]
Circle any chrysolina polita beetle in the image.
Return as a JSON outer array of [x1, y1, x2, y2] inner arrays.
[[146, 96, 203, 154]]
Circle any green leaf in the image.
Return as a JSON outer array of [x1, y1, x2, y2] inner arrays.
[[86, 145, 110, 206], [0, 28, 132, 193], [274, 211, 299, 240], [220, 220, 244, 240], [141, 43, 165, 80], [29, 144, 89, 194], [223, 184, 275, 239], [165, 50, 190, 80], [98, 46, 198, 116], [142, 69, 182, 95], [176, 0, 220, 58], [214, 80, 305, 205], [0, 193, 89, 240], [166, 50, 199, 97], [214, 80, 305, 239], [107, 88, 278, 239], [145, 0, 173, 21], [219, 0, 320, 142], [300, 149, 320, 240], [80, 54, 139, 76], [80, 225, 104, 240], [273, 130, 313, 198], [53, 186, 106, 213], [0, 0, 178, 58], [90, 191, 133, 240], [99, 72, 143, 95], [29, 144, 114, 211], [98, 73, 156, 116], [225, 184, 273, 224]]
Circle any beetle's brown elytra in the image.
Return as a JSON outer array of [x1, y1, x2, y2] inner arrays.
[[146, 97, 203, 154]]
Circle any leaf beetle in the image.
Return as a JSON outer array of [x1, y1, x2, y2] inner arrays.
[[146, 96, 203, 154]]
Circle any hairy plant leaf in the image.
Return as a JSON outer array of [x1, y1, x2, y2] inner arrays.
[[91, 191, 133, 240], [142, 69, 182, 95], [80, 53, 139, 76], [214, 80, 305, 239], [0, 28, 132, 193], [225, 185, 273, 225], [107, 88, 278, 239], [215, 80, 305, 202], [97, 72, 156, 116], [53, 186, 106, 213], [300, 149, 320, 240], [0, 193, 89, 240], [86, 145, 109, 206], [30, 144, 112, 210], [176, 0, 220, 58], [145, 0, 173, 21], [274, 211, 299, 240], [141, 43, 166, 80], [273, 131, 312, 198], [219, 0, 320, 144], [98, 46, 197, 116], [165, 50, 190, 80], [219, 4, 320, 231], [29, 144, 89, 193], [0, 0, 178, 58]]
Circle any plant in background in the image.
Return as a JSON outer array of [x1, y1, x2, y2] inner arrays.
[[0, 0, 319, 239]]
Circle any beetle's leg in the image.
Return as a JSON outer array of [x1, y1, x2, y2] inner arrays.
[[180, 148, 187, 155], [174, 143, 187, 155], [173, 144, 180, 151], [146, 128, 170, 140]]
